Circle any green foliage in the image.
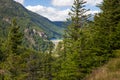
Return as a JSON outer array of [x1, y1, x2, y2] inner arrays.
[[53, 0, 120, 79], [0, 19, 53, 80], [93, 0, 120, 62], [54, 0, 91, 79], [0, 39, 5, 62], [7, 19, 23, 55]]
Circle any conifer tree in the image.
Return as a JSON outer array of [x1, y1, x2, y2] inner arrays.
[[66, 0, 89, 41], [2, 19, 24, 79], [94, 0, 120, 61], [21, 49, 43, 80], [8, 19, 23, 55], [42, 41, 53, 80], [58, 0, 90, 79]]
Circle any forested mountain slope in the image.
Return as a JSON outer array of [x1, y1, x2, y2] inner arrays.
[[0, 0, 64, 51]]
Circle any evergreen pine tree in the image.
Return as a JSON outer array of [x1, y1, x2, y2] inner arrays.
[[42, 41, 53, 80], [8, 19, 23, 55], [57, 0, 90, 79], [2, 19, 24, 79]]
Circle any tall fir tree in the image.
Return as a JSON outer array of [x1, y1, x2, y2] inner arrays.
[[56, 0, 90, 79], [2, 19, 24, 79], [8, 19, 23, 55]]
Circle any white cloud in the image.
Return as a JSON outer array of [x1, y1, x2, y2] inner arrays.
[[24, 0, 102, 21], [52, 0, 73, 7], [26, 5, 100, 21], [26, 5, 70, 21], [85, 0, 103, 6], [14, 0, 24, 5], [52, 0, 102, 7]]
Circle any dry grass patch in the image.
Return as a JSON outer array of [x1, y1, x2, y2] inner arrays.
[[86, 58, 120, 80]]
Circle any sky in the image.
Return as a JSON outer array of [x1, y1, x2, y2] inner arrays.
[[14, 0, 103, 21]]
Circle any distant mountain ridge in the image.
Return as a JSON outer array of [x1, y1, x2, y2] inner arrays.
[[0, 0, 66, 51], [0, 0, 64, 39]]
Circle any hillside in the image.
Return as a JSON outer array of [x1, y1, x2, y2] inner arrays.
[[53, 21, 69, 28], [0, 0, 65, 51], [86, 50, 120, 80]]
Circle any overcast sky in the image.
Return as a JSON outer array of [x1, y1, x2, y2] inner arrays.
[[14, 0, 103, 21]]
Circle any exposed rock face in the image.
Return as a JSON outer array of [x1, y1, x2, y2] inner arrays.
[[32, 29, 47, 39], [24, 28, 47, 38]]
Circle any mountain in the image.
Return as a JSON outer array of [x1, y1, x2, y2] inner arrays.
[[0, 0, 64, 38], [0, 0, 65, 51], [53, 21, 69, 29]]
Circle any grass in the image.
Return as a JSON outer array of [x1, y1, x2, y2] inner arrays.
[[85, 50, 120, 80]]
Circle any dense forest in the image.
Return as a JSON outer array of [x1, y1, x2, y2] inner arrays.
[[0, 0, 120, 80]]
